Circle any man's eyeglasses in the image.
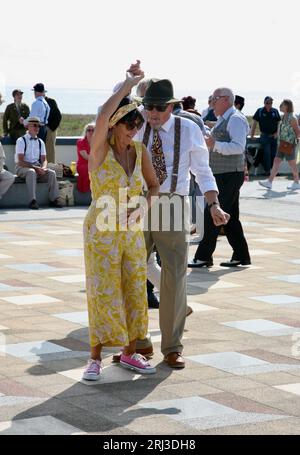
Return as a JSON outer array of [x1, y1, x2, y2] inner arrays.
[[211, 95, 227, 102], [265, 102, 273, 105], [143, 104, 169, 112]]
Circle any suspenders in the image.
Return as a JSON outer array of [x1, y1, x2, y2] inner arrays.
[[143, 117, 181, 194], [22, 136, 42, 163]]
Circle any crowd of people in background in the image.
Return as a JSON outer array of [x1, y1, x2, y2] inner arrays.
[[1, 80, 300, 207]]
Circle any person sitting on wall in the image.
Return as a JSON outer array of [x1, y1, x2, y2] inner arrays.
[[15, 117, 63, 209], [0, 141, 15, 201]]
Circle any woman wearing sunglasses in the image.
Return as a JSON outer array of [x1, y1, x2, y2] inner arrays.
[[82, 65, 159, 380], [76, 123, 95, 193]]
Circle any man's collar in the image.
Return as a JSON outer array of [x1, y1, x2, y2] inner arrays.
[[221, 106, 235, 120], [26, 133, 38, 139], [160, 114, 174, 132]]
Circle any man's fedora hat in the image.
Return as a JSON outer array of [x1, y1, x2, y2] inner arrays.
[[142, 79, 180, 105], [32, 83, 47, 93]]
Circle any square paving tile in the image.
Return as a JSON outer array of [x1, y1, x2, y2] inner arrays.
[[54, 249, 84, 257], [249, 249, 279, 256], [9, 241, 49, 246], [189, 281, 241, 290], [252, 238, 290, 244], [0, 340, 70, 360], [58, 363, 148, 385], [275, 383, 300, 397], [270, 275, 300, 284], [188, 352, 268, 370], [249, 295, 300, 305], [5, 263, 70, 273], [0, 295, 61, 306], [45, 230, 81, 235], [186, 302, 218, 312], [0, 416, 83, 435], [49, 275, 85, 284], [222, 319, 299, 336], [0, 283, 15, 291], [187, 352, 300, 376], [53, 311, 88, 326], [265, 228, 300, 233], [139, 396, 288, 431]]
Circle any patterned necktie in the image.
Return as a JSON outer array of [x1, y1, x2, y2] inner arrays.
[[151, 129, 168, 185]]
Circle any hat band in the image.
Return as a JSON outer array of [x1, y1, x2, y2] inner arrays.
[[109, 103, 138, 128]]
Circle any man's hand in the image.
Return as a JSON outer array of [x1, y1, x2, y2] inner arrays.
[[205, 135, 215, 150], [35, 167, 47, 176], [210, 205, 230, 226]]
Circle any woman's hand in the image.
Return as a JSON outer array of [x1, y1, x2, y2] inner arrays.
[[125, 60, 144, 88]]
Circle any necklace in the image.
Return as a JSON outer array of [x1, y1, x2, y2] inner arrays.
[[112, 144, 133, 177]]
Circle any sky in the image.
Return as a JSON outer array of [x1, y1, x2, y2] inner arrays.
[[1, 0, 300, 98]]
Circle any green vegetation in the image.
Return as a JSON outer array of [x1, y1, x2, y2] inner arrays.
[[57, 114, 95, 137], [0, 114, 260, 137]]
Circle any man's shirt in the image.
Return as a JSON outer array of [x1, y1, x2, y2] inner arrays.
[[15, 133, 46, 164], [135, 113, 218, 196], [30, 97, 50, 125], [213, 106, 250, 155]]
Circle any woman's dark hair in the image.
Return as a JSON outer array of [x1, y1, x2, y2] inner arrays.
[[110, 96, 144, 125], [281, 99, 294, 113]]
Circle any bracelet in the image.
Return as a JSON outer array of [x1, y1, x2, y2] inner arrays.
[[208, 201, 220, 210]]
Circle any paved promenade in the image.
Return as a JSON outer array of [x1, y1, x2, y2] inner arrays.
[[0, 177, 300, 435]]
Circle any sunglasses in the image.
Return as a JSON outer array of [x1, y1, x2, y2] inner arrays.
[[143, 104, 169, 112], [123, 120, 143, 131], [86, 128, 94, 132], [30, 123, 40, 128]]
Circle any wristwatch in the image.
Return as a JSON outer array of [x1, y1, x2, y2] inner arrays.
[[208, 201, 220, 210]]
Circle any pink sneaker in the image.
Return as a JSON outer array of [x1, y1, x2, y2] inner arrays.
[[120, 353, 156, 374], [82, 359, 102, 381]]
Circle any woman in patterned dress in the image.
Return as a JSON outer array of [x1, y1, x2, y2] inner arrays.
[[259, 99, 300, 190], [82, 65, 159, 380]]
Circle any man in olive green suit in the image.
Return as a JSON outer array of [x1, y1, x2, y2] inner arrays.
[[2, 89, 30, 144]]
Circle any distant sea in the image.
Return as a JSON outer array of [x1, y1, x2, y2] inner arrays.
[[2, 86, 300, 116]]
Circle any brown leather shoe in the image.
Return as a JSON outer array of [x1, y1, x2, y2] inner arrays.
[[164, 352, 185, 369], [112, 345, 154, 363], [186, 305, 193, 317]]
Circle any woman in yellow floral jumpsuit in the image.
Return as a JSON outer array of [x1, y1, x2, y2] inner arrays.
[[82, 67, 159, 380]]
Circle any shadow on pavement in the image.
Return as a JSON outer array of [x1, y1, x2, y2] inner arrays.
[[0, 328, 175, 434]]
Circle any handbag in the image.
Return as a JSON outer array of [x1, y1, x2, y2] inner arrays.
[[278, 140, 294, 155]]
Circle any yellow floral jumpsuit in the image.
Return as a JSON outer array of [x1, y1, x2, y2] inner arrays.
[[83, 142, 148, 347]]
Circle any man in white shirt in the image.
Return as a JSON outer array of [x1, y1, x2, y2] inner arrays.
[[129, 67, 229, 369], [15, 117, 62, 209], [189, 87, 251, 269], [28, 83, 50, 142]]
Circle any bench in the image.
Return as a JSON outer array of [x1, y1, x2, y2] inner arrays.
[[0, 175, 91, 208]]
